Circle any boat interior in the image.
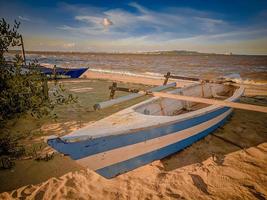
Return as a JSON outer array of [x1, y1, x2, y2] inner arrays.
[[134, 83, 236, 116], [60, 83, 239, 141]]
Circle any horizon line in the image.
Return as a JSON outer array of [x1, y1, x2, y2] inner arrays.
[[7, 49, 267, 56]]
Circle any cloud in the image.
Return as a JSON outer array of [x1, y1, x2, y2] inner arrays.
[[103, 18, 113, 27], [63, 42, 75, 48], [59, 2, 105, 16], [24, 36, 78, 51], [19, 16, 31, 22], [75, 15, 102, 26], [18, 15, 46, 24], [185, 28, 267, 42], [194, 17, 226, 32], [60, 2, 229, 42]]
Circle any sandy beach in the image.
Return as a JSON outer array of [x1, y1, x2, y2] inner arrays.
[[0, 78, 266, 200]]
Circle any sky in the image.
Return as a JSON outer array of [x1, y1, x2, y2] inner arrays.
[[1, 0, 267, 54]]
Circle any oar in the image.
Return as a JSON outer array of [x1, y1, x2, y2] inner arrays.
[[151, 92, 267, 113]]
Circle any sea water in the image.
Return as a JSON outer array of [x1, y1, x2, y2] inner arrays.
[[6, 52, 267, 85]]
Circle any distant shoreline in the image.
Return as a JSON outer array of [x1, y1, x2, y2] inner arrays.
[[6, 50, 267, 57]]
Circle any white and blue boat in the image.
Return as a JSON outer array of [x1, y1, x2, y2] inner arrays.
[[47, 82, 244, 178]]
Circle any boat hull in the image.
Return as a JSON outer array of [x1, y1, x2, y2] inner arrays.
[[40, 66, 88, 78], [47, 106, 232, 178]]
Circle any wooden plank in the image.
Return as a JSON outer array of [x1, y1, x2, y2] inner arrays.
[[109, 82, 140, 99], [20, 35, 26, 65], [169, 75, 201, 82], [152, 91, 267, 113], [94, 82, 177, 110]]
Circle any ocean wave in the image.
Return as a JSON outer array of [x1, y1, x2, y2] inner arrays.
[[89, 68, 164, 80], [89, 69, 266, 86], [39, 63, 56, 68], [143, 72, 163, 77]]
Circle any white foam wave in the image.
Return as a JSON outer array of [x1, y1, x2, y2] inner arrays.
[[90, 69, 266, 86], [40, 63, 53, 67], [143, 72, 163, 77], [89, 68, 164, 80]]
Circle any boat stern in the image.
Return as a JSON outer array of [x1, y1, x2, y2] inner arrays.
[[45, 135, 72, 156]]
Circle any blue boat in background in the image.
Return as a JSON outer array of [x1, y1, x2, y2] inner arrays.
[[40, 66, 88, 78]]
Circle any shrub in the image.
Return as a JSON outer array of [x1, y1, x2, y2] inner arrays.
[[0, 18, 76, 159]]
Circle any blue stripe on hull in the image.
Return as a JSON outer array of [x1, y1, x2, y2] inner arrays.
[[96, 113, 232, 179], [48, 107, 230, 160]]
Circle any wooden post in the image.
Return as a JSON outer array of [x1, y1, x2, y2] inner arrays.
[[20, 35, 26, 65], [163, 72, 171, 85], [43, 77, 49, 100], [53, 64, 57, 79], [109, 82, 117, 99]]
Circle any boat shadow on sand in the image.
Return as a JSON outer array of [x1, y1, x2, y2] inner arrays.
[[158, 107, 267, 199], [161, 108, 267, 172]]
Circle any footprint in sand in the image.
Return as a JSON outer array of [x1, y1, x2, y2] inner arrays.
[[243, 184, 266, 200], [211, 175, 232, 188], [165, 187, 185, 199], [189, 174, 210, 195]]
